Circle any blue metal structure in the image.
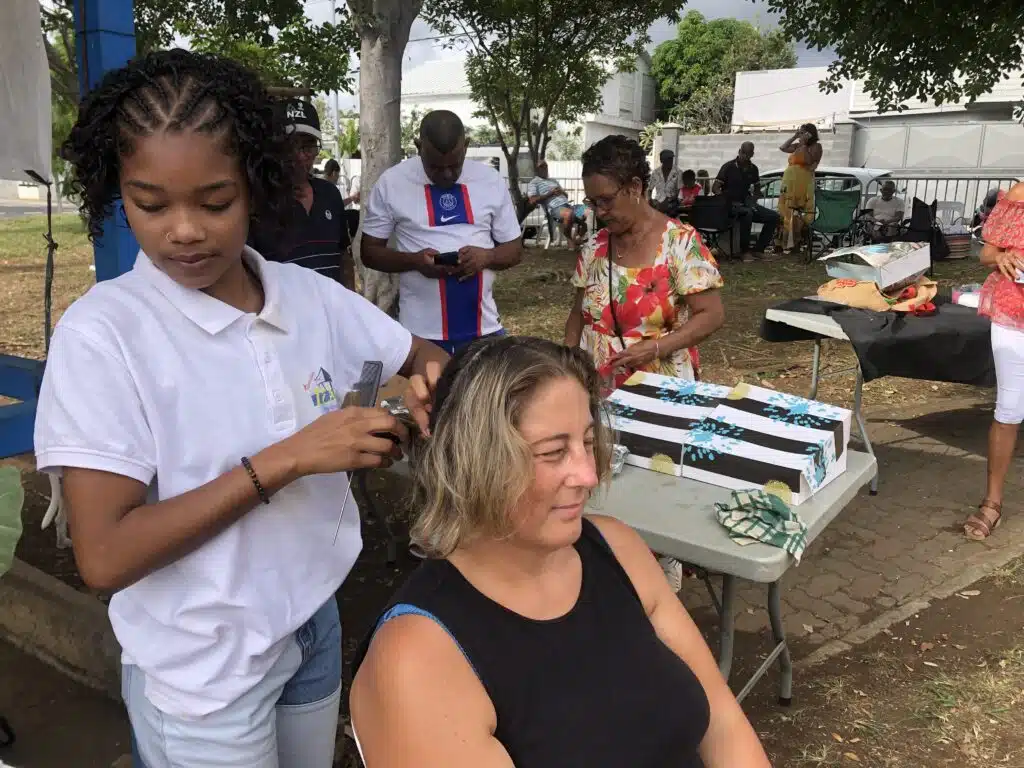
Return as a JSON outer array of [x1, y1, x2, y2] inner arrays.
[[75, 0, 140, 281], [0, 0, 137, 459]]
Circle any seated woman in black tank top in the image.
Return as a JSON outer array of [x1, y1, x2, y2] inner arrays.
[[351, 337, 769, 768]]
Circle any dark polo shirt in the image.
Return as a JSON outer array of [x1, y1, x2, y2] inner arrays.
[[716, 159, 760, 206], [249, 177, 351, 284]]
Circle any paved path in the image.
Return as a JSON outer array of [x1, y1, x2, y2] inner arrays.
[[679, 395, 1024, 658]]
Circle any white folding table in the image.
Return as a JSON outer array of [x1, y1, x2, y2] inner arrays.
[[587, 451, 878, 704], [763, 306, 879, 494]]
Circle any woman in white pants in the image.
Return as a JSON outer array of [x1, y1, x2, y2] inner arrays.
[[964, 182, 1024, 540]]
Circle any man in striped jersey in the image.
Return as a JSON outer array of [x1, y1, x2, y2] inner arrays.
[[361, 111, 523, 355], [250, 99, 355, 290]]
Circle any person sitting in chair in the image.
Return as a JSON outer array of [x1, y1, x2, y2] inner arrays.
[[713, 142, 779, 263], [865, 181, 905, 242], [350, 336, 771, 768], [528, 161, 578, 243], [650, 150, 683, 218], [679, 170, 702, 210]]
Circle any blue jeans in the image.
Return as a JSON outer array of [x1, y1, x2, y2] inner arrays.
[[129, 598, 342, 768], [430, 328, 507, 357]]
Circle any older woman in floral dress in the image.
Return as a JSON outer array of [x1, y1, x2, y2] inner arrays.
[[564, 135, 725, 392], [563, 135, 726, 590]]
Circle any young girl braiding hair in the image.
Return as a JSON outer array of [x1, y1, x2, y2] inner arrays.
[[37, 49, 446, 767]]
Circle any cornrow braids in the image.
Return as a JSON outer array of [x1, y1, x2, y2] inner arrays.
[[62, 48, 295, 243], [581, 135, 652, 194]]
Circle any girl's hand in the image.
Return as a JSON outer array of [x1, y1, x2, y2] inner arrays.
[[285, 407, 407, 476], [404, 360, 443, 436]]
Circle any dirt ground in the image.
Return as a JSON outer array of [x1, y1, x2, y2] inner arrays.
[[747, 557, 1024, 767], [3, 213, 1015, 766]]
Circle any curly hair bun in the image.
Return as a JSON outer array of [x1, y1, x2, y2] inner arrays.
[[581, 135, 651, 193], [62, 49, 295, 242]]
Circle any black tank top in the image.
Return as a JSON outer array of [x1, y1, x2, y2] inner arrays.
[[355, 519, 710, 767]]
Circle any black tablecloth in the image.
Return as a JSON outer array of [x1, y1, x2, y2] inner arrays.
[[760, 297, 996, 386]]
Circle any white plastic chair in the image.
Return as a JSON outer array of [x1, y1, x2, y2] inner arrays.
[[934, 200, 966, 230]]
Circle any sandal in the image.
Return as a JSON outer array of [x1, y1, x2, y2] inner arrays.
[[964, 499, 1002, 540]]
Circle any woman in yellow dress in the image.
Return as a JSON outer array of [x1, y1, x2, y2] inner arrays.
[[776, 123, 822, 253]]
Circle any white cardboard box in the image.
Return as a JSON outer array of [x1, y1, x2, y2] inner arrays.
[[818, 242, 930, 292]]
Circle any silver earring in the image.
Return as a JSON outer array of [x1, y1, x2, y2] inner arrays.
[[165, 232, 173, 243]]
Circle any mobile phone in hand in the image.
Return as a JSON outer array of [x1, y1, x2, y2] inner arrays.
[[434, 251, 459, 266]]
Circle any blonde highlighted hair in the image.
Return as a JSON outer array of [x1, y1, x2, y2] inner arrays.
[[410, 336, 612, 558]]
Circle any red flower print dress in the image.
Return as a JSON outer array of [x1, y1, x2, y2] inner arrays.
[[572, 219, 724, 389]]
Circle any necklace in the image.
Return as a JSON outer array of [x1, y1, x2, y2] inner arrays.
[[611, 213, 658, 262]]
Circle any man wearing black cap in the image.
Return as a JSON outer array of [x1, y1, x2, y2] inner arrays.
[[249, 99, 355, 290]]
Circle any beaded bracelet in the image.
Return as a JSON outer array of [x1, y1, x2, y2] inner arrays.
[[241, 456, 270, 505]]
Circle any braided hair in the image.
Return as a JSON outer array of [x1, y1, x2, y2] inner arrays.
[[62, 48, 294, 243]]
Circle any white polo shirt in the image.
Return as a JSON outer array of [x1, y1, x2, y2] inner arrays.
[[363, 157, 522, 341], [33, 248, 411, 718]]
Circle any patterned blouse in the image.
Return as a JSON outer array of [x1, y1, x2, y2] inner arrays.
[[572, 220, 723, 389], [978, 193, 1024, 331]]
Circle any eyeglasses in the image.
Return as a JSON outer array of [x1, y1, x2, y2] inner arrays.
[[583, 185, 624, 211]]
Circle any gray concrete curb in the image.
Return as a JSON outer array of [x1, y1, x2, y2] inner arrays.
[[797, 536, 1024, 670], [0, 558, 119, 701]]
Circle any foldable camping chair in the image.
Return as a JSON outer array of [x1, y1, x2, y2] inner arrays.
[[689, 196, 737, 257], [806, 189, 863, 261], [894, 197, 945, 269]]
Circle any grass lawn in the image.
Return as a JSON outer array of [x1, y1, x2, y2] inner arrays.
[[496, 243, 993, 411], [1, 212, 993, 416], [0, 213, 94, 360]]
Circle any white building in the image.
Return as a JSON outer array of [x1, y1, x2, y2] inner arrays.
[[730, 66, 1024, 175], [401, 54, 657, 152]]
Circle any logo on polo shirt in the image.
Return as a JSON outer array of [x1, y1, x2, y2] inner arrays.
[[325, 210, 333, 220], [439, 193, 458, 211], [304, 367, 340, 413]]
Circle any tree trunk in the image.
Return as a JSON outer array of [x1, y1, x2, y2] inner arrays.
[[350, 0, 422, 313]]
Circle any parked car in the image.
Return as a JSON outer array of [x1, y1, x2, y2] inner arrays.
[[759, 167, 893, 211]]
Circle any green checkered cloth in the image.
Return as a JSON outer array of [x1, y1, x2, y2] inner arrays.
[[714, 489, 808, 564]]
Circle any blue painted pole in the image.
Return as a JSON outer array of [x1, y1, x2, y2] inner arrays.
[[74, 0, 138, 281]]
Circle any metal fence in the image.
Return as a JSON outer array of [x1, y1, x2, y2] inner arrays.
[[864, 176, 1019, 224], [515, 173, 1020, 215]]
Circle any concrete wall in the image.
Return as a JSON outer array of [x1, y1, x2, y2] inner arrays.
[[669, 123, 856, 176], [0, 179, 44, 199], [851, 120, 1024, 175]]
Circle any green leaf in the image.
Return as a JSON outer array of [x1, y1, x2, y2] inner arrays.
[[0, 466, 25, 579], [651, 11, 798, 130], [421, 0, 689, 215], [617, 274, 631, 299], [762, 0, 1024, 117], [42, 0, 358, 108]]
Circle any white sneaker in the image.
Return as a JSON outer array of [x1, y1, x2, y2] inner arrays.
[[658, 556, 684, 593]]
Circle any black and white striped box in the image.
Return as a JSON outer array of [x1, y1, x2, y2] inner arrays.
[[682, 383, 852, 505], [606, 371, 733, 477]]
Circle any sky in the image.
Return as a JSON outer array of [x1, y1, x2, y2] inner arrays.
[[307, 0, 836, 113]]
